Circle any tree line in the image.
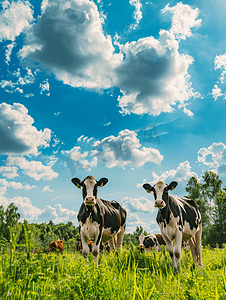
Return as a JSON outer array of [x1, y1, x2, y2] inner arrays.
[[0, 171, 226, 249]]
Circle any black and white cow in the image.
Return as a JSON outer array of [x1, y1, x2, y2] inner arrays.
[[72, 176, 127, 266], [143, 180, 203, 269], [136, 233, 166, 252]]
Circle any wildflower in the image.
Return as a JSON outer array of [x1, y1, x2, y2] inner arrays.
[[7, 291, 12, 296]]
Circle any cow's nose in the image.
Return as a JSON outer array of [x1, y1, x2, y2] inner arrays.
[[155, 200, 165, 208], [85, 197, 95, 204], [139, 245, 145, 252]]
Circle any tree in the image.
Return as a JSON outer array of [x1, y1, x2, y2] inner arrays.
[[0, 203, 21, 240], [186, 171, 224, 245]]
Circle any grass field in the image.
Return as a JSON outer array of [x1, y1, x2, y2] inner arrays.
[[1, 236, 226, 300]]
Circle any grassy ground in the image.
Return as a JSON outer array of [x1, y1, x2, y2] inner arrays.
[[1, 241, 226, 300]]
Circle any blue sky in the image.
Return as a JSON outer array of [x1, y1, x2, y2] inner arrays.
[[1, 0, 226, 234]]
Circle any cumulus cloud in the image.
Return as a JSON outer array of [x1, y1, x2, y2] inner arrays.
[[43, 185, 54, 192], [0, 102, 51, 156], [63, 129, 163, 170], [40, 79, 50, 96], [0, 196, 77, 223], [121, 196, 155, 213], [0, 178, 37, 190], [19, 0, 122, 90], [0, 166, 19, 179], [129, 0, 142, 29], [162, 2, 201, 40], [5, 156, 59, 181], [92, 129, 163, 168], [126, 212, 148, 232], [198, 142, 226, 175], [13, 0, 200, 117], [214, 53, 226, 84], [115, 30, 199, 116], [0, 0, 33, 42], [211, 84, 223, 101], [63, 146, 98, 171], [138, 161, 198, 186]]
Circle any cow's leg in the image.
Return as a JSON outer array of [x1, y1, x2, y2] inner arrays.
[[174, 230, 183, 269], [116, 226, 125, 251], [194, 224, 203, 267], [92, 228, 103, 267], [108, 238, 116, 251], [80, 232, 89, 264], [188, 236, 198, 265], [161, 233, 176, 268]]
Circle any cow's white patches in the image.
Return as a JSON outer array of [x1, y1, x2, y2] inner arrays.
[[79, 217, 99, 241], [154, 181, 167, 201], [138, 233, 145, 246], [102, 227, 118, 243]]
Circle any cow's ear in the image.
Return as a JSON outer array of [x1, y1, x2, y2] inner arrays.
[[143, 183, 153, 193], [97, 178, 108, 187], [135, 236, 139, 240], [71, 178, 83, 189], [167, 181, 178, 191]]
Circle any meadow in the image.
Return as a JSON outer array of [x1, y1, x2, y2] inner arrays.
[[1, 229, 226, 300]]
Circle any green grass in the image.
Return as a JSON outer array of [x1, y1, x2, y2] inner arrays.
[[1, 240, 226, 300], [1, 228, 226, 299]]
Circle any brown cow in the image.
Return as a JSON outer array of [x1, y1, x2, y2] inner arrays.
[[47, 239, 64, 254], [76, 237, 94, 253]]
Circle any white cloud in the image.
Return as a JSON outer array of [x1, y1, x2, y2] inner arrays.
[[211, 84, 223, 101], [0, 187, 7, 196], [198, 143, 226, 174], [0, 178, 37, 190], [40, 79, 50, 96], [0, 0, 33, 42], [129, 0, 143, 29], [6, 156, 59, 181], [19, 0, 122, 90], [43, 185, 54, 192], [92, 129, 163, 168], [5, 42, 15, 64], [121, 196, 155, 213], [0, 196, 78, 224], [15, 0, 200, 117], [115, 30, 200, 116], [214, 53, 226, 84], [162, 2, 201, 40], [0, 166, 19, 179], [145, 161, 198, 185], [63, 146, 98, 170], [0, 102, 51, 156]]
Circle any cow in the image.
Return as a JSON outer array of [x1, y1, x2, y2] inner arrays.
[[76, 237, 113, 254], [72, 176, 127, 266], [143, 180, 203, 269], [47, 239, 64, 254], [135, 233, 166, 252], [76, 237, 95, 253]]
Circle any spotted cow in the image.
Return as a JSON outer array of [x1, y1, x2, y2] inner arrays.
[[72, 176, 127, 266], [143, 181, 202, 269], [136, 233, 166, 252]]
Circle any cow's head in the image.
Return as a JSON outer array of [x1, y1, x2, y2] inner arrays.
[[71, 176, 108, 206], [135, 234, 157, 252], [143, 180, 178, 209]]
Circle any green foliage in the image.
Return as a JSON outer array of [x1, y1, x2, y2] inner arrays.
[[1, 230, 226, 299], [186, 171, 226, 246], [0, 203, 20, 240]]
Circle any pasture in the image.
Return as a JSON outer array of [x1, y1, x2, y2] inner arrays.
[[1, 237, 226, 299]]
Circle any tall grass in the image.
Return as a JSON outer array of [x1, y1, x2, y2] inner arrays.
[[1, 228, 226, 299]]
